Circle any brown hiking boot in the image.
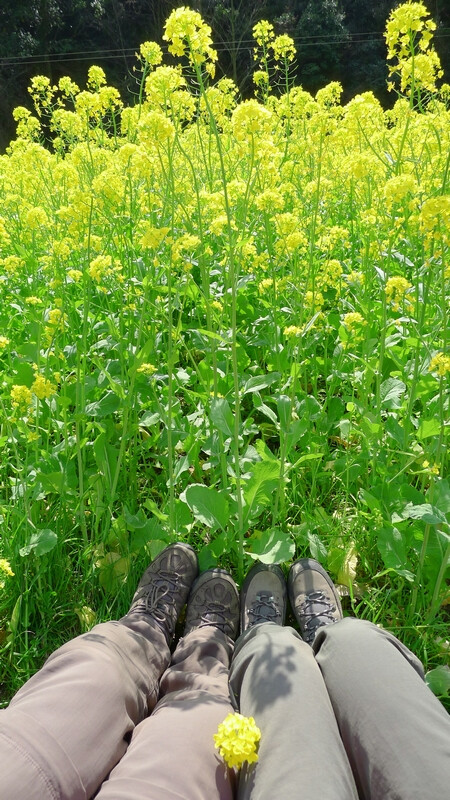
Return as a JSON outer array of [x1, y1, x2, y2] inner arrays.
[[128, 542, 198, 643], [288, 558, 343, 645], [184, 569, 240, 639]]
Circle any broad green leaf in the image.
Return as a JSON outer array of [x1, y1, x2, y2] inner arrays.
[[245, 528, 295, 564], [432, 479, 450, 516], [20, 529, 57, 557], [210, 398, 234, 437], [183, 484, 229, 530], [243, 459, 280, 526], [284, 418, 308, 454], [425, 666, 450, 697], [85, 391, 121, 418], [242, 373, 280, 395], [377, 526, 409, 572], [402, 503, 446, 525], [417, 417, 441, 440], [380, 378, 406, 409]]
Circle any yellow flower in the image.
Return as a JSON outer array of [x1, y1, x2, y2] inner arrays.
[[137, 363, 157, 376], [139, 41, 163, 66], [272, 34, 296, 63], [385, 276, 413, 311], [0, 336, 9, 349], [31, 375, 57, 400], [163, 7, 217, 71], [429, 353, 450, 377], [140, 225, 170, 250], [67, 269, 83, 283], [87, 65, 106, 90], [343, 312, 366, 331], [253, 70, 269, 87], [0, 558, 14, 577], [214, 713, 261, 769], [88, 254, 113, 283], [253, 21, 275, 48], [11, 385, 33, 409], [284, 325, 302, 339]]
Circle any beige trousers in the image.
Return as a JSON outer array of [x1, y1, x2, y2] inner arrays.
[[1, 616, 449, 800], [0, 615, 235, 800]]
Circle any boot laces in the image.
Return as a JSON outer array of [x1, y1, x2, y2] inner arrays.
[[131, 569, 179, 624], [248, 591, 281, 626], [299, 590, 337, 642], [197, 600, 229, 633]]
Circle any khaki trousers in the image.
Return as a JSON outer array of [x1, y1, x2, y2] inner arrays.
[[0, 615, 236, 800], [230, 619, 450, 800], [1, 616, 449, 799]]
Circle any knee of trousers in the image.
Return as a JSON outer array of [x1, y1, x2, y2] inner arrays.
[[312, 616, 371, 650], [230, 624, 311, 704]]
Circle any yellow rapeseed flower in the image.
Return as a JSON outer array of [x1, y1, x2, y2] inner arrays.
[[253, 21, 275, 48], [343, 312, 366, 331], [284, 325, 302, 339], [272, 34, 296, 63], [31, 375, 57, 400], [0, 558, 14, 577], [0, 336, 9, 349], [385, 276, 413, 311], [139, 41, 163, 66], [11, 385, 33, 409], [214, 713, 261, 769], [137, 363, 157, 376], [428, 353, 450, 377]]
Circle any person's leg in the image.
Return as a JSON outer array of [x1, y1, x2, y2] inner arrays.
[[96, 569, 240, 800], [314, 617, 450, 800], [231, 623, 359, 800], [231, 563, 358, 800], [288, 557, 450, 800], [0, 543, 197, 800]]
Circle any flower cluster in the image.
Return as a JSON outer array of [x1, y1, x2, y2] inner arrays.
[[385, 2, 443, 97], [429, 353, 450, 377], [163, 7, 217, 75], [214, 713, 261, 769]]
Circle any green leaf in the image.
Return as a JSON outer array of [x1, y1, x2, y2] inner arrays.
[[85, 391, 121, 418], [242, 373, 280, 395], [432, 479, 450, 516], [402, 503, 446, 525], [380, 378, 406, 409], [284, 418, 308, 454], [183, 484, 230, 530], [20, 529, 57, 557], [245, 528, 295, 564], [417, 417, 441, 440], [276, 394, 291, 432], [377, 526, 410, 572], [243, 459, 280, 527], [425, 666, 450, 697], [210, 398, 234, 437]]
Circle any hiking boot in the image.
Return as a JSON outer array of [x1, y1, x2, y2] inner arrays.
[[288, 558, 343, 645], [128, 542, 198, 643], [240, 563, 287, 634], [184, 569, 240, 639]]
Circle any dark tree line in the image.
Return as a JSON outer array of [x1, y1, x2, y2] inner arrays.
[[1, 0, 449, 150]]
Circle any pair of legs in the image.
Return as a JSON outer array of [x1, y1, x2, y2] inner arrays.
[[1, 546, 449, 799], [233, 560, 450, 800], [1, 544, 237, 799]]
